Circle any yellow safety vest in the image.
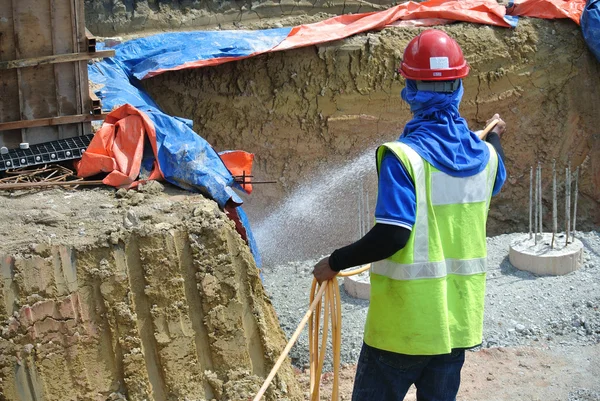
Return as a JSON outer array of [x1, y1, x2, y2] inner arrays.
[[364, 141, 498, 355]]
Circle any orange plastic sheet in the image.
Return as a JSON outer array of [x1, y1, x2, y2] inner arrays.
[[273, 0, 512, 51], [508, 0, 586, 24], [76, 104, 163, 188], [147, 0, 511, 77], [219, 150, 254, 194]]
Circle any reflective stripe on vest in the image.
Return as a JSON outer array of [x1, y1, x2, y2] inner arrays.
[[372, 258, 487, 280], [373, 141, 498, 279]]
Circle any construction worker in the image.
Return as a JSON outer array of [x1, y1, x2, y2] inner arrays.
[[312, 29, 506, 401]]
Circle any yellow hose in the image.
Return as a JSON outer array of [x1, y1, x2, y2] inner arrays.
[[253, 264, 370, 401]]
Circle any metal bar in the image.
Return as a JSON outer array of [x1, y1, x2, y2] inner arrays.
[[0, 50, 115, 70], [573, 166, 579, 236], [235, 181, 277, 184], [0, 113, 107, 131], [534, 163, 539, 245], [357, 187, 362, 240], [359, 181, 364, 238], [0, 179, 103, 190], [365, 188, 370, 235], [538, 162, 542, 235], [529, 166, 533, 240], [85, 28, 97, 52], [565, 163, 571, 246], [552, 160, 557, 249]]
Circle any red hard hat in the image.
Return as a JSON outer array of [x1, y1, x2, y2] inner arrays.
[[400, 29, 469, 81]]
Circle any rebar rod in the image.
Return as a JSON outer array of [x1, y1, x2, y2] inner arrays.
[[538, 162, 542, 235], [365, 188, 370, 235], [573, 166, 579, 237], [358, 182, 364, 239], [357, 188, 361, 240], [552, 160, 557, 249], [529, 166, 533, 240], [534, 164, 539, 245], [565, 163, 571, 246], [0, 180, 104, 190]]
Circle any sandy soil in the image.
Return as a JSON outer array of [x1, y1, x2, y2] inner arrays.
[[144, 18, 600, 246], [0, 185, 301, 401]]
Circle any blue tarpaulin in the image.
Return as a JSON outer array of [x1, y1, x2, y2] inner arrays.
[[87, 30, 294, 267], [582, 0, 600, 62], [109, 29, 292, 79]]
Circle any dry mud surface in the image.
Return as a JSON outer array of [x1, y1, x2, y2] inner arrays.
[[0, 185, 301, 401], [84, 0, 395, 36], [300, 345, 600, 401], [144, 18, 600, 243]]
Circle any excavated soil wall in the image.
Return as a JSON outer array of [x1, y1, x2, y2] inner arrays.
[[85, 0, 396, 36], [0, 187, 301, 401], [144, 19, 600, 236]]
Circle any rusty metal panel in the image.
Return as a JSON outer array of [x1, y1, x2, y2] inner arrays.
[[0, 0, 92, 148]]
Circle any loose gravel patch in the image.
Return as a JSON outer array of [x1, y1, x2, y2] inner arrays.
[[262, 231, 600, 370]]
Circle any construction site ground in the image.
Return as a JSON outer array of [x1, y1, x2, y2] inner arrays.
[[0, 184, 598, 400], [263, 230, 600, 400], [2, 2, 600, 400]]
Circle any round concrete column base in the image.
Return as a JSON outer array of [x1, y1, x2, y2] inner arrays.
[[509, 233, 583, 276], [343, 269, 370, 300]]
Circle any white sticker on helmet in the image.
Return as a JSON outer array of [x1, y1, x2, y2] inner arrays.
[[430, 57, 449, 69]]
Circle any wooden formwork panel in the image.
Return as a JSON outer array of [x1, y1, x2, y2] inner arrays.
[[0, 0, 92, 148]]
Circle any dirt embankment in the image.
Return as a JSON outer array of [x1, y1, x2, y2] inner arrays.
[[0, 186, 301, 401], [143, 19, 600, 235], [84, 0, 395, 36]]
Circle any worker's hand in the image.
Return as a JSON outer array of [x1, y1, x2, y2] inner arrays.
[[312, 256, 337, 283], [487, 113, 506, 137]]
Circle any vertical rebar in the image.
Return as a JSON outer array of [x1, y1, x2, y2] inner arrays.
[[365, 188, 370, 235], [565, 163, 571, 246], [551, 160, 557, 249], [538, 162, 543, 235], [534, 164, 539, 245], [529, 166, 533, 240], [357, 185, 363, 239], [573, 166, 579, 237]]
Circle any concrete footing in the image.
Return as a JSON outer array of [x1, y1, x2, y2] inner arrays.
[[343, 269, 370, 300], [509, 233, 583, 276]]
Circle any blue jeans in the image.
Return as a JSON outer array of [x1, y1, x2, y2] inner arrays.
[[352, 342, 465, 401]]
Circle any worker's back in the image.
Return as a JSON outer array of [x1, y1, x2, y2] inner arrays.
[[364, 140, 498, 355]]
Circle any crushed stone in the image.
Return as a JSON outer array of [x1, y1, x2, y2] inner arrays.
[[262, 231, 600, 370]]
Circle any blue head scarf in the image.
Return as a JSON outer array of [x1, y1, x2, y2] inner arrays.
[[399, 79, 489, 177]]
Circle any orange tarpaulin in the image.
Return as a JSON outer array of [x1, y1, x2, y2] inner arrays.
[[76, 104, 163, 188], [509, 0, 586, 24], [274, 0, 512, 51], [219, 150, 255, 194], [146, 0, 512, 78]]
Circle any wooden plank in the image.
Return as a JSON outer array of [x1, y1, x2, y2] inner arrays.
[[70, 0, 83, 118], [0, 114, 107, 131], [54, 0, 81, 140], [0, 3, 22, 150], [0, 1, 21, 143], [10, 0, 26, 143], [74, 0, 91, 135], [13, 0, 60, 144], [0, 50, 115, 70]]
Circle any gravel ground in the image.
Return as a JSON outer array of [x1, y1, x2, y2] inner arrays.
[[262, 231, 600, 370]]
